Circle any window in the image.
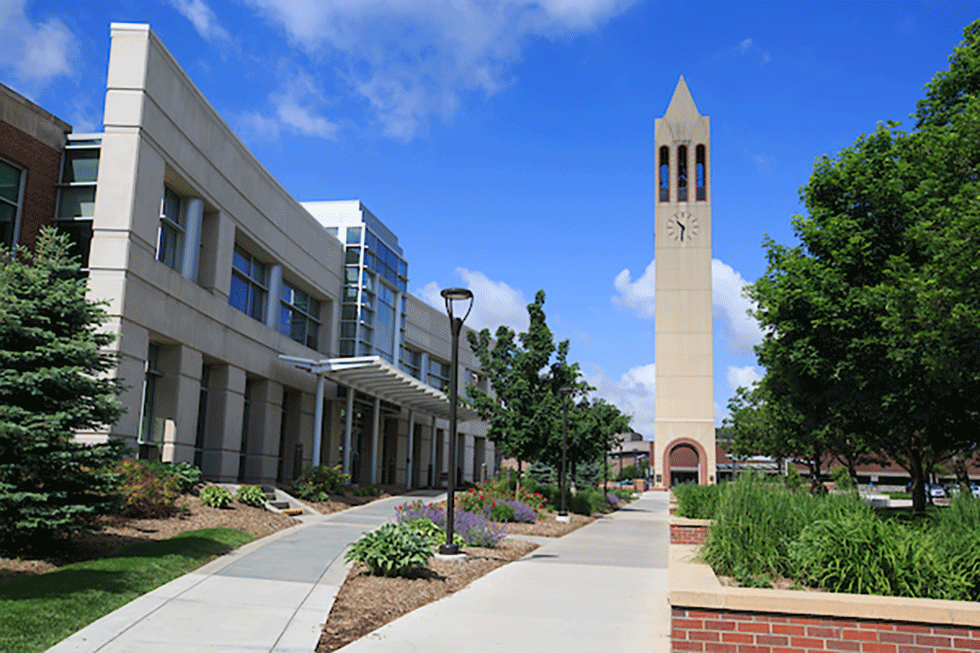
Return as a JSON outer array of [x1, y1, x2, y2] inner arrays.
[[229, 244, 267, 321], [55, 143, 100, 268], [280, 281, 321, 349], [658, 146, 670, 202], [428, 359, 450, 391], [401, 347, 422, 379], [696, 144, 707, 201], [139, 343, 162, 446], [158, 186, 184, 270], [194, 363, 210, 468], [0, 159, 23, 250], [238, 378, 253, 483], [677, 145, 688, 202], [345, 226, 362, 245]]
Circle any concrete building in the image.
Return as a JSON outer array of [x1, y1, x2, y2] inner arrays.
[[653, 76, 716, 488], [0, 83, 72, 253], [8, 23, 495, 488]]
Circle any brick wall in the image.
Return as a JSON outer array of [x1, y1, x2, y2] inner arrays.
[[0, 119, 64, 250], [672, 607, 980, 653], [670, 523, 709, 545]]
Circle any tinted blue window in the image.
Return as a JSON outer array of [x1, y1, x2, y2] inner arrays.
[[229, 275, 248, 314]]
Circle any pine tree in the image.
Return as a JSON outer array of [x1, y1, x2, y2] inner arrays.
[[0, 227, 126, 545]]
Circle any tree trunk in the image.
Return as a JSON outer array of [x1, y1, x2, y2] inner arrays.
[[952, 454, 971, 495], [515, 459, 522, 500], [909, 441, 927, 516]]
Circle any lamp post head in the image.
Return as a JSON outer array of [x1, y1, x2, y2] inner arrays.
[[441, 287, 474, 325]]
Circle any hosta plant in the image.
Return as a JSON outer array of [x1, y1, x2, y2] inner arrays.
[[200, 485, 233, 508], [345, 523, 433, 577], [236, 485, 266, 508]]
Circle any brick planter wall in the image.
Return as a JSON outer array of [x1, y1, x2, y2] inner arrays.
[[672, 607, 980, 653], [670, 523, 709, 545]]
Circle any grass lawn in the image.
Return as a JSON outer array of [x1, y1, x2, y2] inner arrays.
[[0, 528, 253, 653]]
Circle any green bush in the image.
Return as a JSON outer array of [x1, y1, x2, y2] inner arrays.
[[235, 485, 266, 507], [199, 485, 233, 509], [116, 459, 184, 518], [290, 465, 349, 501], [489, 502, 516, 522], [672, 482, 721, 520], [352, 486, 380, 497], [345, 523, 433, 577], [790, 511, 950, 598], [702, 473, 864, 578]]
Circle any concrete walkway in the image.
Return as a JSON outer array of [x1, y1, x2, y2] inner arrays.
[[47, 491, 669, 653], [47, 492, 442, 653], [336, 491, 670, 653]]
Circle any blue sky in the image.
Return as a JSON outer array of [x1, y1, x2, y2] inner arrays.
[[2, 0, 976, 438]]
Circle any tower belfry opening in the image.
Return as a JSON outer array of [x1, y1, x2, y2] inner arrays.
[[653, 76, 716, 488]]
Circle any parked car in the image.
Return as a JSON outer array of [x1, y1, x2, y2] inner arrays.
[[927, 484, 947, 499]]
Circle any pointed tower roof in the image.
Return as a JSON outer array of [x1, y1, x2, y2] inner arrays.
[[664, 75, 701, 125]]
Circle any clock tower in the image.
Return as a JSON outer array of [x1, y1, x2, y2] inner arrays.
[[653, 77, 716, 488]]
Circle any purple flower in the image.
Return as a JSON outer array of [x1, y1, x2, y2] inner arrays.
[[395, 501, 505, 548]]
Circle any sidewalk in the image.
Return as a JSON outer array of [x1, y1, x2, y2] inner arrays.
[[47, 491, 669, 653], [337, 491, 670, 653], [47, 491, 442, 653]]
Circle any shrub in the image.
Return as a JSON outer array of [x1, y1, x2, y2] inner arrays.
[[139, 461, 203, 493], [235, 485, 266, 507], [672, 482, 721, 520], [345, 523, 432, 577], [489, 502, 516, 522], [454, 510, 505, 548], [790, 511, 949, 598], [351, 486, 380, 497], [290, 465, 349, 501], [116, 459, 183, 518], [702, 472, 865, 578], [394, 500, 505, 547], [199, 485, 233, 508]]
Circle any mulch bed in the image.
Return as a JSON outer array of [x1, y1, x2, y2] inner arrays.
[[317, 539, 539, 652]]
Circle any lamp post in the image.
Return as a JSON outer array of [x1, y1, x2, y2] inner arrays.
[[559, 386, 573, 520], [439, 287, 473, 556]]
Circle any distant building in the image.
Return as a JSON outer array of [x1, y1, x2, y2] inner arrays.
[[0, 83, 71, 253]]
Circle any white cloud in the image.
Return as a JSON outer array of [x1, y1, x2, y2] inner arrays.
[[0, 1, 75, 85], [237, 70, 340, 142], [727, 365, 763, 392], [417, 268, 529, 334], [730, 36, 770, 65], [712, 259, 764, 354], [583, 363, 656, 438], [737, 38, 753, 55], [243, 0, 637, 140], [610, 258, 763, 355], [169, 0, 231, 42], [611, 259, 655, 318]]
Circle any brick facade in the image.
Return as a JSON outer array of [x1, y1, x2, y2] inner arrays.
[[672, 608, 980, 653], [0, 118, 64, 250]]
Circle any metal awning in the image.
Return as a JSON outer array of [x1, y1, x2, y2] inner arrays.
[[280, 355, 479, 421]]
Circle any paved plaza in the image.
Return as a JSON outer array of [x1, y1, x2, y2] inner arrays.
[[47, 492, 670, 653]]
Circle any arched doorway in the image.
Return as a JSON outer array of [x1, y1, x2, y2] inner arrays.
[[662, 438, 709, 487]]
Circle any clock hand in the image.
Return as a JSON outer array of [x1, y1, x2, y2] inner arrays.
[[676, 220, 685, 241]]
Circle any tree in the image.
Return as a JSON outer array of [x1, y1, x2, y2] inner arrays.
[[0, 228, 126, 545], [466, 290, 561, 495], [746, 20, 980, 514]]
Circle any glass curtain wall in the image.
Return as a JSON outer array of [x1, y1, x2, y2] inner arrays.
[[338, 226, 408, 362]]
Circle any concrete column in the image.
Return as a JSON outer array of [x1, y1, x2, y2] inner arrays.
[[252, 379, 284, 484], [392, 291, 402, 359], [343, 389, 354, 479], [205, 364, 246, 482], [420, 352, 430, 385], [429, 415, 437, 487], [312, 374, 325, 467], [265, 264, 283, 330], [209, 211, 236, 302], [180, 197, 203, 282], [406, 410, 415, 490], [370, 396, 381, 484], [164, 346, 203, 464]]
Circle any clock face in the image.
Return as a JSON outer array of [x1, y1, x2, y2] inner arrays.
[[666, 212, 698, 242]]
